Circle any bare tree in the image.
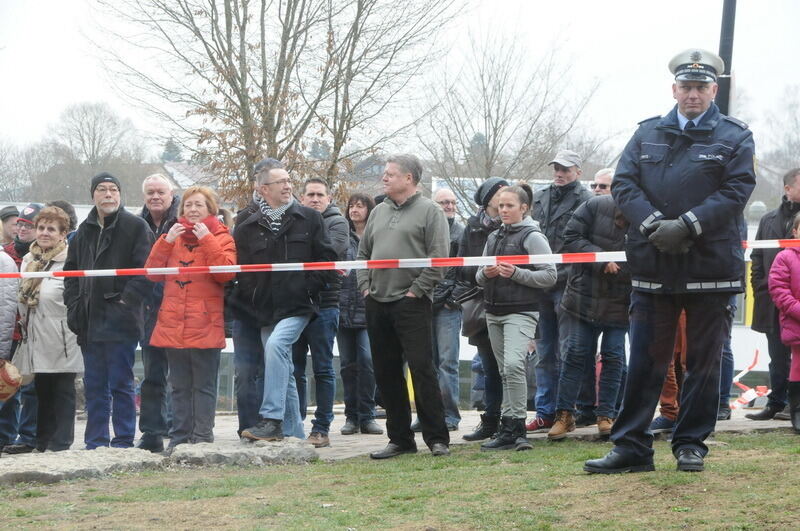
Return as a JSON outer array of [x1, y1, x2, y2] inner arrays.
[[419, 34, 603, 213], [0, 140, 25, 201], [50, 102, 138, 166]]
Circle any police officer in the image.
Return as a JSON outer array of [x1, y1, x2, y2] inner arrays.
[[584, 49, 756, 474]]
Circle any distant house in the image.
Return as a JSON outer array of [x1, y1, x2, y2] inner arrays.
[[162, 162, 221, 191]]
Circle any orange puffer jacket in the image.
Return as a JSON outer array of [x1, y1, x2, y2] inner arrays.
[[145, 222, 236, 349]]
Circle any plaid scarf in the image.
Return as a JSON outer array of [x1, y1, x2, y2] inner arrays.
[[253, 191, 293, 233], [18, 240, 66, 308]]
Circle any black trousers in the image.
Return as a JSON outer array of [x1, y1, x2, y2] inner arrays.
[[611, 292, 732, 459], [366, 296, 449, 449], [34, 372, 77, 452]]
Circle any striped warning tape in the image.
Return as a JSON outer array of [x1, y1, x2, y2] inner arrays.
[[0, 239, 797, 280], [729, 349, 771, 410]]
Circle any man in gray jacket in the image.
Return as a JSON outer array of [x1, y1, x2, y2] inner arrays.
[[358, 154, 451, 459]]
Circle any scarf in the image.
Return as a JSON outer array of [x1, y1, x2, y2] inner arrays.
[[253, 190, 293, 233], [18, 240, 67, 308], [178, 215, 222, 245]]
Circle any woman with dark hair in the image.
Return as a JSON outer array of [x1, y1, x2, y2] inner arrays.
[[15, 206, 83, 452], [337, 193, 383, 435], [477, 186, 557, 451]]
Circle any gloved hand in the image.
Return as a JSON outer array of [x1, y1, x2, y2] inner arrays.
[[648, 218, 691, 254]]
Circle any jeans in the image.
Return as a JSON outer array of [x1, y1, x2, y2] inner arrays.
[[534, 288, 570, 421], [471, 332, 502, 418], [486, 312, 538, 419], [765, 331, 790, 410], [611, 292, 732, 459], [0, 381, 37, 447], [139, 343, 171, 439], [292, 307, 339, 435], [556, 315, 627, 418], [337, 327, 377, 423], [82, 341, 138, 449], [34, 373, 77, 451], [233, 319, 265, 436], [366, 296, 449, 450], [719, 295, 737, 407], [432, 306, 462, 427], [166, 348, 220, 446], [259, 315, 311, 439]]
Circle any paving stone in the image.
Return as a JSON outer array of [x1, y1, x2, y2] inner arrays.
[[168, 440, 317, 466]]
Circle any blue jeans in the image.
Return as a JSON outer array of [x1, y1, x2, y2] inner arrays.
[[534, 288, 569, 421], [233, 319, 264, 435], [260, 315, 310, 439], [473, 332, 502, 418], [0, 381, 38, 447], [556, 315, 627, 418], [432, 306, 462, 427], [292, 307, 339, 435], [719, 295, 737, 407], [138, 343, 171, 439], [337, 327, 377, 423], [82, 341, 137, 449]]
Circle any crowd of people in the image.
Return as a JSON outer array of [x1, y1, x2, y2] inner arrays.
[[0, 47, 798, 474]]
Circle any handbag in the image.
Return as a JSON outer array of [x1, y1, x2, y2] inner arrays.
[[457, 286, 486, 337]]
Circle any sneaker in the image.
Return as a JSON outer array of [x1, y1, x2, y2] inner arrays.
[[597, 416, 615, 436], [526, 416, 554, 433], [341, 419, 359, 435], [649, 415, 675, 432], [547, 410, 576, 440], [360, 420, 384, 435], [241, 418, 284, 441], [575, 411, 597, 428], [306, 432, 330, 448]]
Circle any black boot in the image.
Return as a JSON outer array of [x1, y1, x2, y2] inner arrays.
[[744, 404, 781, 421], [463, 414, 499, 442], [480, 417, 515, 451], [789, 382, 800, 434], [512, 418, 532, 451]]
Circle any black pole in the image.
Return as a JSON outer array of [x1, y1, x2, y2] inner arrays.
[[717, 0, 737, 115]]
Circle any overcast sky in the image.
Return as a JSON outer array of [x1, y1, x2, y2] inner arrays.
[[1, 0, 799, 158]]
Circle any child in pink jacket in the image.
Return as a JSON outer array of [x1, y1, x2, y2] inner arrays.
[[768, 212, 800, 434]]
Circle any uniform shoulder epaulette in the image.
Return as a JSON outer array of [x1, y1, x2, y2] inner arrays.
[[723, 116, 749, 130], [637, 115, 661, 125]]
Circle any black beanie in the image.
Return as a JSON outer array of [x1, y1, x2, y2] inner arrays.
[[474, 177, 510, 208], [90, 172, 122, 197]]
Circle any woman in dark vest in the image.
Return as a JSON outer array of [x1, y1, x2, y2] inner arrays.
[[477, 186, 557, 451]]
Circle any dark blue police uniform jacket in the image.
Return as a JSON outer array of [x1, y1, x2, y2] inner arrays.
[[612, 103, 756, 293]]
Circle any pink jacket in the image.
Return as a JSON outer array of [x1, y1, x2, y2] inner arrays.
[[768, 247, 800, 346]]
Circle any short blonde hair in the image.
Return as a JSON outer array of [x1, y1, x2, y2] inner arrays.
[[180, 186, 219, 217]]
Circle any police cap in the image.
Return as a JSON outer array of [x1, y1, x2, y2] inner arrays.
[[668, 48, 725, 83]]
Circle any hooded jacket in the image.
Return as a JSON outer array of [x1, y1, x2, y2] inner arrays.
[[768, 247, 800, 346]]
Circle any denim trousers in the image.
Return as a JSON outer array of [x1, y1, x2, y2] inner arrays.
[[556, 315, 627, 418], [292, 307, 339, 435], [337, 327, 377, 423], [486, 312, 538, 419], [82, 341, 138, 449], [765, 330, 790, 410], [166, 348, 220, 446], [233, 319, 264, 436], [576, 355, 627, 415], [718, 294, 737, 407], [611, 292, 732, 459], [0, 381, 37, 447], [534, 288, 570, 421], [259, 315, 311, 439], [366, 296, 449, 450], [432, 306, 462, 427], [34, 372, 77, 451], [139, 343, 171, 439]]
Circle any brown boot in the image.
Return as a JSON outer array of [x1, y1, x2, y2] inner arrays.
[[547, 410, 575, 441], [597, 416, 615, 436]]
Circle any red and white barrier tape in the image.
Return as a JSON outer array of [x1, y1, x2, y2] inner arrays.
[[0, 239, 797, 280], [729, 349, 771, 410]]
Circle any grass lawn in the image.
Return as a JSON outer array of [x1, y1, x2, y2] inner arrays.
[[2, 431, 800, 529]]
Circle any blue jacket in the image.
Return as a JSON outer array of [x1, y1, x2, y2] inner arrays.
[[612, 103, 756, 293]]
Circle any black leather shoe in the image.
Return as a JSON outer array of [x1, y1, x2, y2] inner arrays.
[[774, 405, 791, 421], [136, 435, 165, 453], [745, 404, 781, 421], [430, 443, 450, 457], [369, 443, 417, 460], [583, 450, 655, 474], [2, 444, 35, 455], [716, 406, 731, 421], [675, 448, 704, 472]]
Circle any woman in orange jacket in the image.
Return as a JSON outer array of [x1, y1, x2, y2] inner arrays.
[[145, 185, 236, 448]]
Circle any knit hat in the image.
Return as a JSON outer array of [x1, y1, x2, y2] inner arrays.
[[17, 203, 43, 226], [90, 172, 122, 196], [473, 177, 510, 208], [0, 205, 19, 221]]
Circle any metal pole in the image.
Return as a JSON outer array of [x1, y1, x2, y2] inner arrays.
[[717, 0, 737, 115]]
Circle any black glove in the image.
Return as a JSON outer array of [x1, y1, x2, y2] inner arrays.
[[648, 219, 691, 254]]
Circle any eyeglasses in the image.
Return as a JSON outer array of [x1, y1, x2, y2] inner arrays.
[[15, 221, 33, 229], [437, 200, 457, 206], [590, 183, 609, 190], [95, 186, 120, 194], [262, 178, 291, 187]]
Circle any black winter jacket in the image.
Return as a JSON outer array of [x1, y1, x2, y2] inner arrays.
[[63, 207, 155, 345], [319, 204, 349, 309], [751, 197, 800, 333], [560, 195, 631, 327], [232, 200, 337, 327], [139, 196, 180, 338], [433, 217, 465, 309], [338, 230, 367, 329], [612, 103, 756, 294]]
